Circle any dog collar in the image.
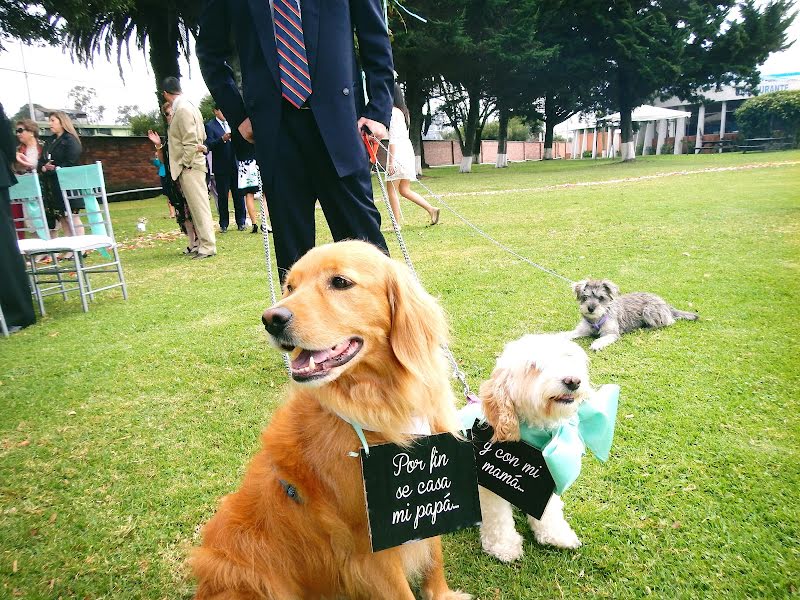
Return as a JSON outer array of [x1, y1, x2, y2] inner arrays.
[[332, 410, 431, 457], [585, 314, 608, 333]]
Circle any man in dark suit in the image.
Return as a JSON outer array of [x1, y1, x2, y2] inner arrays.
[[196, 0, 392, 278], [0, 102, 35, 332], [205, 106, 245, 232]]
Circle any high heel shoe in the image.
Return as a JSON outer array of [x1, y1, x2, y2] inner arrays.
[[251, 223, 259, 234]]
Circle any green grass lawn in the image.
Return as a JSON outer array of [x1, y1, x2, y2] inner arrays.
[[1, 152, 799, 599]]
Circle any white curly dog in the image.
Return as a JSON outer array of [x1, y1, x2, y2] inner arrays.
[[476, 334, 592, 562]]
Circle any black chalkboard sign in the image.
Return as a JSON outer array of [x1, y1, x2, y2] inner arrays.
[[469, 421, 555, 519], [360, 432, 481, 552]]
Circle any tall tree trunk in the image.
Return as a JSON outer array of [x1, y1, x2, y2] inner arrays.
[[148, 12, 181, 115], [618, 70, 635, 162], [405, 76, 425, 177], [459, 83, 481, 173], [543, 94, 555, 160], [496, 103, 509, 168]]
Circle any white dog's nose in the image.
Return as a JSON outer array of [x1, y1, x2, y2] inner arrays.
[[563, 376, 581, 391]]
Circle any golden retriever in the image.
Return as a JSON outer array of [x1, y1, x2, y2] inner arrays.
[[191, 240, 470, 600]]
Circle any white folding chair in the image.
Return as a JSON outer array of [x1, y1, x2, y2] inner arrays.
[[9, 172, 72, 314], [20, 162, 128, 313]]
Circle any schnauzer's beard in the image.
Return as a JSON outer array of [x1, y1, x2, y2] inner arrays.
[[580, 302, 609, 323]]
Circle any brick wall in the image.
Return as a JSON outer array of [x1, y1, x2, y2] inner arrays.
[[421, 140, 569, 166], [80, 137, 162, 197]]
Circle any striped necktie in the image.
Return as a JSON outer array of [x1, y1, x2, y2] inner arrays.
[[273, 0, 312, 108]]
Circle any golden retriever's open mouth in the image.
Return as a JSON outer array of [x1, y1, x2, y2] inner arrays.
[[289, 337, 364, 382]]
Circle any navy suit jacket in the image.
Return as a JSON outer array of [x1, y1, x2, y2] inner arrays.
[[196, 0, 394, 181], [204, 118, 237, 176]]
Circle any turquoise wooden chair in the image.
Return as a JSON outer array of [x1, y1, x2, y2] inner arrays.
[[19, 162, 128, 313], [9, 172, 72, 314]]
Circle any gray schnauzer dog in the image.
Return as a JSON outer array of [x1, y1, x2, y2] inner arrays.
[[565, 279, 698, 351]]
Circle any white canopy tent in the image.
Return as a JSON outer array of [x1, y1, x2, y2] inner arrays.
[[565, 105, 692, 160]]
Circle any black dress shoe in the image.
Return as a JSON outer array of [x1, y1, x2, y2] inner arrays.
[[192, 252, 215, 260], [237, 225, 246, 231], [251, 223, 259, 233], [220, 226, 228, 233]]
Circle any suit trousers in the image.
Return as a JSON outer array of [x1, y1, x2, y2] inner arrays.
[[214, 172, 245, 229], [178, 169, 217, 256], [263, 104, 388, 280]]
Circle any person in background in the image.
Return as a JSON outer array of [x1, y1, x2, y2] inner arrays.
[[232, 131, 270, 234], [162, 76, 216, 259], [148, 101, 199, 256], [39, 111, 84, 237], [11, 119, 43, 240], [205, 105, 245, 232], [151, 148, 176, 219], [386, 83, 439, 228], [14, 119, 42, 174], [0, 102, 36, 333]]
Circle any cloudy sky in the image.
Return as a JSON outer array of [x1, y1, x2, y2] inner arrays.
[[0, 9, 798, 123]]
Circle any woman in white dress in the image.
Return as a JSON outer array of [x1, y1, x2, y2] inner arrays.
[[386, 83, 440, 228]]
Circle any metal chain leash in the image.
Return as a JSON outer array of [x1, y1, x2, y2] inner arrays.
[[256, 166, 292, 375], [369, 142, 472, 398]]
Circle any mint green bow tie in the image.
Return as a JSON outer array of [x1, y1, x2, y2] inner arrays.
[[461, 384, 619, 496]]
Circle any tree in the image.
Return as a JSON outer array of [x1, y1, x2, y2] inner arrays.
[[0, 1, 61, 50], [588, 0, 796, 161], [52, 0, 201, 110], [116, 104, 140, 125], [128, 110, 161, 136], [68, 85, 105, 122], [198, 94, 216, 122], [735, 89, 800, 144]]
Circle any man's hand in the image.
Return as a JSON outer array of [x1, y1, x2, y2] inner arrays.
[[222, 132, 232, 142], [357, 117, 387, 140], [239, 118, 255, 144]]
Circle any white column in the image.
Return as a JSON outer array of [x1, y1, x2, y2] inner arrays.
[[591, 127, 597, 159], [606, 126, 613, 158], [674, 117, 686, 155], [719, 101, 727, 153], [656, 119, 667, 155], [580, 128, 587, 158], [694, 104, 705, 154], [643, 121, 655, 155], [571, 133, 577, 159]]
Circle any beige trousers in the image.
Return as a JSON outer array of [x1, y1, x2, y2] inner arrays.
[[178, 168, 216, 256]]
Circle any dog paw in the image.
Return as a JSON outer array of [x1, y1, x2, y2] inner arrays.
[[535, 528, 582, 549], [482, 537, 524, 562], [437, 591, 472, 600], [589, 341, 605, 351]]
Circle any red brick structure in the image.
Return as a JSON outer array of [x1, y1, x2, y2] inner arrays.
[[80, 136, 162, 198], [421, 140, 570, 166]]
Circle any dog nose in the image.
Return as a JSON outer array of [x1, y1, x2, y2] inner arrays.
[[262, 306, 293, 336], [587, 305, 595, 313], [563, 376, 581, 391]]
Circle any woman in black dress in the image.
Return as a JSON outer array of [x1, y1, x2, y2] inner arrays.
[[39, 111, 84, 236]]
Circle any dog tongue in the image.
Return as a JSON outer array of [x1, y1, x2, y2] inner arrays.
[[291, 348, 333, 370]]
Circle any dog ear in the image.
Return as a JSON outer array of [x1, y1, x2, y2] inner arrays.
[[572, 280, 587, 300], [479, 368, 520, 442], [387, 260, 448, 386], [602, 280, 620, 299]]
